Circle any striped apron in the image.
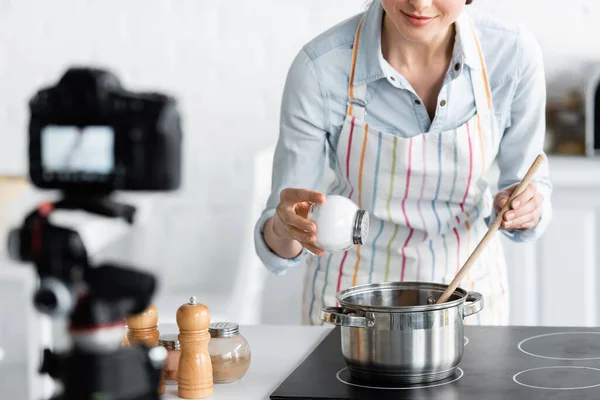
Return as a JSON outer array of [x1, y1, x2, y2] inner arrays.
[[302, 13, 509, 326]]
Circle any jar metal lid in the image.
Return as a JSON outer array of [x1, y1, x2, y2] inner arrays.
[[353, 209, 369, 245], [209, 322, 239, 338], [158, 333, 180, 350]]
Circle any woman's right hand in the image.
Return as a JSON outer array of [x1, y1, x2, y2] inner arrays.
[[270, 188, 326, 256]]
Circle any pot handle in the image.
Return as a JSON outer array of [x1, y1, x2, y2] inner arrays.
[[320, 307, 375, 328], [463, 291, 484, 318]]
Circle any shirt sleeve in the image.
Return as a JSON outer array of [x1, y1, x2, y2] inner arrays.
[[254, 47, 329, 275], [490, 27, 553, 242]]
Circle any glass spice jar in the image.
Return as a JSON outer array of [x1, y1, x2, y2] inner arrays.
[[208, 322, 251, 384], [158, 333, 181, 384]]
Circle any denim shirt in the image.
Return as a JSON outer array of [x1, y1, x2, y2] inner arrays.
[[254, 1, 552, 275]]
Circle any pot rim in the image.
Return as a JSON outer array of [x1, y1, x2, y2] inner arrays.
[[336, 281, 469, 313]]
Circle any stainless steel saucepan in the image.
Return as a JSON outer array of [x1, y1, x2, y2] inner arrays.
[[319, 281, 483, 384]]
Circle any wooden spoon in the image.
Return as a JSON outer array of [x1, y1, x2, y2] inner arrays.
[[435, 154, 546, 304]]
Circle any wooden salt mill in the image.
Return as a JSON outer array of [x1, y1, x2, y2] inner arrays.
[[126, 304, 165, 395], [177, 296, 213, 399]]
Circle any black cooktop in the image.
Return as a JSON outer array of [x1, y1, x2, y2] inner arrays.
[[270, 325, 600, 400]]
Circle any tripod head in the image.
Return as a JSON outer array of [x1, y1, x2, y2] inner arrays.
[[6, 66, 183, 399], [9, 195, 152, 319]]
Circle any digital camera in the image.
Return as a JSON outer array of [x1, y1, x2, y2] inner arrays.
[[27, 67, 182, 194]]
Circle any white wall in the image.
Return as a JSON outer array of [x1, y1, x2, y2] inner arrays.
[[0, 0, 599, 325], [473, 0, 600, 97]]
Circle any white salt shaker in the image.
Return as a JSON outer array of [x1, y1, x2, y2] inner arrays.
[[307, 195, 369, 252]]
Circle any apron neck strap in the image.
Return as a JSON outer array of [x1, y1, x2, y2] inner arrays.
[[465, 16, 493, 116], [347, 17, 367, 119]]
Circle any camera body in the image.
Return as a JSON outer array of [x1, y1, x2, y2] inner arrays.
[[28, 67, 182, 195]]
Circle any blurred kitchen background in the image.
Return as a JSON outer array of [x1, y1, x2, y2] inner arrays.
[[1, 0, 600, 339]]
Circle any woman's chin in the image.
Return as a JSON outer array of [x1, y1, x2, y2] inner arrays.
[[396, 27, 436, 44]]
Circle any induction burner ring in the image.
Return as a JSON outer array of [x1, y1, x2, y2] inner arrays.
[[518, 332, 600, 361], [513, 366, 600, 390], [336, 367, 464, 390]]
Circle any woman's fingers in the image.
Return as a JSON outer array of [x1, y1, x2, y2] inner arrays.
[[302, 241, 324, 257], [504, 207, 541, 229], [280, 188, 326, 204], [508, 182, 537, 210], [494, 182, 538, 212], [277, 188, 325, 232], [277, 205, 316, 232], [282, 220, 324, 256], [494, 191, 510, 213], [288, 225, 317, 244], [274, 187, 327, 256], [502, 192, 543, 229], [503, 196, 536, 221]]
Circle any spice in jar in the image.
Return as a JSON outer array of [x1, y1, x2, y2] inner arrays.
[[158, 333, 181, 384], [307, 195, 369, 252], [208, 322, 251, 384]]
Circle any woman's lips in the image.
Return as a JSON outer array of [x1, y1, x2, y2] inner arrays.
[[401, 11, 435, 26]]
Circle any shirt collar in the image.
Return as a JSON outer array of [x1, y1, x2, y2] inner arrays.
[[353, 2, 482, 87]]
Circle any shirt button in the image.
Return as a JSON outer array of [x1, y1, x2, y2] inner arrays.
[[390, 76, 396, 81], [440, 100, 447, 107], [454, 63, 461, 71], [415, 99, 421, 105]]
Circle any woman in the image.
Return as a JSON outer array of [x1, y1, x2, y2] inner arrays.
[[254, 0, 552, 325]]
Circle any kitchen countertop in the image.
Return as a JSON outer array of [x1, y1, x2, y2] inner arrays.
[[545, 155, 600, 187], [7, 322, 600, 399], [158, 323, 332, 400], [1, 324, 333, 400]]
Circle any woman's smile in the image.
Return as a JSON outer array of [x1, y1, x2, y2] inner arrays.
[[401, 10, 437, 27]]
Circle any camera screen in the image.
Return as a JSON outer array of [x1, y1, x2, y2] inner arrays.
[[41, 125, 114, 175]]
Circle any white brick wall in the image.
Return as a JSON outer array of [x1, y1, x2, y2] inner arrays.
[[1, 0, 599, 316]]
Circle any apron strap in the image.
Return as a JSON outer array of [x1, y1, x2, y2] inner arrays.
[[466, 18, 493, 117], [347, 17, 367, 120], [347, 85, 367, 120]]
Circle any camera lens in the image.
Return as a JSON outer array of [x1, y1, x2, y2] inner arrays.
[[34, 277, 74, 317], [148, 346, 168, 370], [35, 290, 57, 310]]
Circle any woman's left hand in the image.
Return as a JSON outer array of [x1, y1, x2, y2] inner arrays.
[[493, 182, 543, 230]]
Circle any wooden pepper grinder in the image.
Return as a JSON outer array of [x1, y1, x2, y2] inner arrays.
[[177, 296, 213, 399], [126, 304, 166, 395]]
